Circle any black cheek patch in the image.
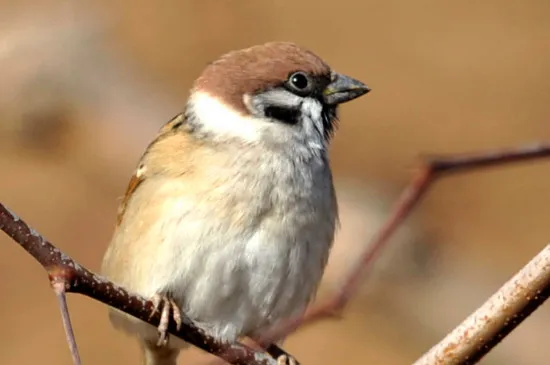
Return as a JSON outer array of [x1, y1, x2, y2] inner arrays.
[[264, 106, 301, 125]]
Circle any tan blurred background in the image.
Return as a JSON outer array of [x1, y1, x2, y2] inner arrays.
[[1, 1, 550, 364]]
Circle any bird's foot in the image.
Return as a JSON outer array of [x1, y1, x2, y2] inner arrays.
[[277, 355, 298, 365], [148, 293, 182, 347]]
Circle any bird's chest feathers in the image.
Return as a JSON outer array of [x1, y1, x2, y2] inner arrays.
[[209, 150, 334, 240], [152, 149, 335, 250], [166, 150, 332, 263], [135, 146, 337, 339]]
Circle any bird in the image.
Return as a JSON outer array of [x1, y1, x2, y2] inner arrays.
[[100, 41, 370, 365]]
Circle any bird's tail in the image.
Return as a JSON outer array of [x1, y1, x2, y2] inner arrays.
[[140, 340, 180, 365]]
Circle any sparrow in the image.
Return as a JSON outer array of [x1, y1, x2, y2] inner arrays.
[[100, 41, 370, 365]]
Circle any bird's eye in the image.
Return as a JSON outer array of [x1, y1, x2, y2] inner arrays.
[[290, 72, 309, 90], [287, 72, 312, 95]]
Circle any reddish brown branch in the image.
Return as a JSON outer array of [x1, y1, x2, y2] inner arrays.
[[3, 142, 550, 365], [52, 282, 82, 365], [257, 142, 550, 352], [0, 205, 277, 365]]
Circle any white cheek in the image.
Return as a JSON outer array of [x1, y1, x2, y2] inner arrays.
[[188, 90, 327, 152], [188, 91, 265, 143]]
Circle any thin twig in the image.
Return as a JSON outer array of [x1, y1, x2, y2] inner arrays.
[[258, 142, 550, 347], [413, 243, 550, 365], [0, 205, 277, 365], [52, 281, 82, 365]]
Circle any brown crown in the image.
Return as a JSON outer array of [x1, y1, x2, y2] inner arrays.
[[192, 42, 331, 114]]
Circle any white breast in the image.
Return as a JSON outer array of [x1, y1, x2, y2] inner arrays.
[[133, 146, 337, 343]]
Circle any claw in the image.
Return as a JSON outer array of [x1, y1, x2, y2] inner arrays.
[[277, 355, 298, 365], [148, 293, 182, 347]]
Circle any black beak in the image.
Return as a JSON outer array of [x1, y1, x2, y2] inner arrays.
[[323, 72, 371, 106]]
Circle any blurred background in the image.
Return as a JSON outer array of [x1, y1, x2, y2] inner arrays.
[[1, 1, 550, 364]]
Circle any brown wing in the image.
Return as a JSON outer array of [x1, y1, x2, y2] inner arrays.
[[115, 113, 186, 226], [157, 112, 186, 135], [116, 170, 145, 226]]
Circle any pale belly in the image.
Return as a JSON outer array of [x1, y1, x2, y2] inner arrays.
[[157, 183, 336, 342], [105, 154, 337, 344]]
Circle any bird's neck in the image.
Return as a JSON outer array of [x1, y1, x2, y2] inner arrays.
[[183, 91, 266, 145]]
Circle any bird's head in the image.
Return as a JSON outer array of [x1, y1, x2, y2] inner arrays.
[[187, 42, 370, 149]]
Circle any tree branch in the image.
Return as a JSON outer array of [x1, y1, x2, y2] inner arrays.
[[0, 204, 277, 365], [413, 243, 550, 364], [257, 142, 550, 353], [3, 142, 550, 365], [52, 281, 82, 365]]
